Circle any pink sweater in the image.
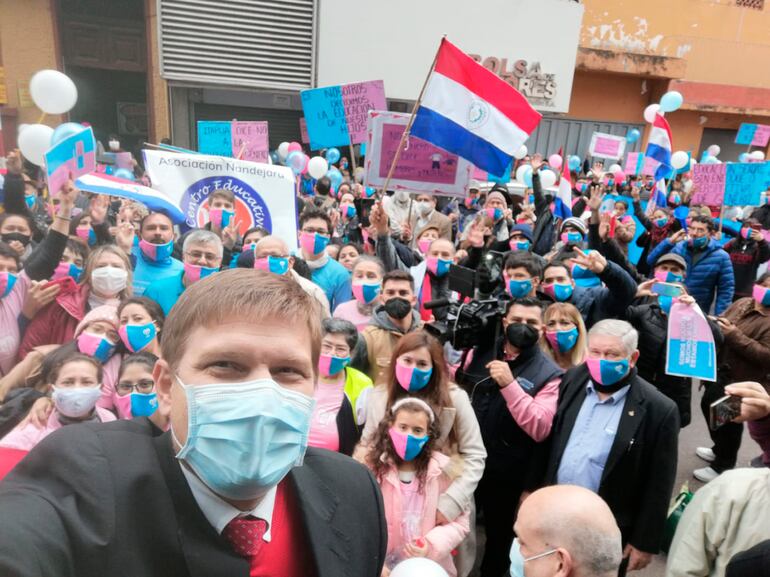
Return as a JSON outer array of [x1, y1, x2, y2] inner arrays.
[[499, 377, 560, 442], [0, 406, 116, 452], [377, 452, 470, 576], [0, 273, 29, 377]]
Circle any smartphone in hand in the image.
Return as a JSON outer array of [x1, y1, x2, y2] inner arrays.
[[709, 395, 741, 430]]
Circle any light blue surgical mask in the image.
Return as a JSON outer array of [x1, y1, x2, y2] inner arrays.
[[173, 377, 315, 501], [507, 278, 533, 298], [509, 538, 558, 577]]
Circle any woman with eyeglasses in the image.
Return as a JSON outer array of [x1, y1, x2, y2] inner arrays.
[[113, 352, 168, 430]]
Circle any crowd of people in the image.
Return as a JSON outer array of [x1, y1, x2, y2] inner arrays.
[[0, 142, 769, 577]]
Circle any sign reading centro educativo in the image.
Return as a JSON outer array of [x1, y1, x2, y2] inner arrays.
[[468, 54, 557, 108]]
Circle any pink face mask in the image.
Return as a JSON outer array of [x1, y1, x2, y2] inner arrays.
[[113, 393, 132, 419], [417, 239, 432, 254]]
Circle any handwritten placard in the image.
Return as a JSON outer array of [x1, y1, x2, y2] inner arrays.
[[301, 80, 387, 149], [666, 302, 716, 381], [624, 152, 659, 176], [691, 164, 727, 205], [736, 123, 770, 147], [197, 121, 269, 162], [589, 132, 626, 159], [364, 110, 472, 197], [725, 162, 770, 206], [753, 125, 770, 147], [45, 127, 96, 195]]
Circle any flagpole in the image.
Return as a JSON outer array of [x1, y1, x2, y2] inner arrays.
[[379, 36, 445, 199]]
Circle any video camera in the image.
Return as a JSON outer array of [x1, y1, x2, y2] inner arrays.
[[424, 262, 509, 350]]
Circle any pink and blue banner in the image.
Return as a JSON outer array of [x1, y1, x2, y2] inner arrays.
[[45, 127, 96, 196], [665, 301, 717, 381]]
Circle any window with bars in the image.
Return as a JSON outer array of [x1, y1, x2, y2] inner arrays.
[[158, 0, 316, 90], [736, 0, 764, 9]]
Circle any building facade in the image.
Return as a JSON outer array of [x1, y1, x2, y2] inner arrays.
[[1, 0, 769, 161]]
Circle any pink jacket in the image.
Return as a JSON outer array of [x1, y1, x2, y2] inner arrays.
[[0, 405, 116, 452], [378, 452, 470, 576], [0, 273, 30, 376], [18, 278, 88, 360]]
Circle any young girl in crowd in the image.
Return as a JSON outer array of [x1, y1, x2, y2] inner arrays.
[[338, 242, 362, 272], [308, 319, 373, 455], [18, 245, 133, 358], [117, 297, 164, 358], [367, 397, 470, 576], [0, 352, 115, 452], [113, 352, 168, 430], [333, 255, 384, 331], [357, 330, 486, 567], [541, 302, 587, 370]]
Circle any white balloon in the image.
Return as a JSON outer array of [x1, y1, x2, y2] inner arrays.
[[277, 142, 290, 160], [643, 104, 660, 123], [539, 170, 557, 189], [683, 179, 693, 193], [515, 164, 530, 185], [29, 69, 78, 114], [607, 163, 622, 173], [307, 155, 329, 179], [353, 166, 365, 183], [670, 151, 690, 170], [707, 144, 721, 157], [390, 557, 449, 577], [18, 123, 54, 166], [513, 145, 528, 160], [750, 150, 766, 160], [17, 123, 29, 134]]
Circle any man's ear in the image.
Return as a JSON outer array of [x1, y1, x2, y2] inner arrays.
[[287, 256, 295, 271], [409, 294, 418, 307], [629, 349, 641, 368], [154, 358, 174, 406]]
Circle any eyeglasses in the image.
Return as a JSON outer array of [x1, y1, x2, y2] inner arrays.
[[184, 250, 220, 264], [302, 227, 329, 236], [321, 343, 351, 357], [116, 379, 155, 396]]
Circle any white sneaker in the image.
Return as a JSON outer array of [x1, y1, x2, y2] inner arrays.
[[695, 447, 715, 463], [693, 467, 719, 483]]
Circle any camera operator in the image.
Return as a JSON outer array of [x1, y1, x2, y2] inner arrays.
[[461, 297, 563, 576]]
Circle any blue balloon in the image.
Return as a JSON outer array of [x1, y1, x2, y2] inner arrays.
[[568, 155, 582, 172], [325, 147, 341, 164], [270, 151, 279, 165], [659, 91, 683, 113], [702, 155, 719, 165], [738, 152, 749, 163], [523, 166, 534, 188], [113, 168, 135, 181], [327, 167, 343, 191], [51, 122, 85, 146], [626, 128, 641, 144]]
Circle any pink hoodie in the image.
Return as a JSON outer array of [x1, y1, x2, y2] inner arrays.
[[0, 405, 116, 452], [376, 451, 470, 576]]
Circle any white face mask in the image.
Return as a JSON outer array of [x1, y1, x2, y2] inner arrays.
[[416, 201, 433, 216], [52, 386, 102, 418], [90, 266, 128, 296], [108, 140, 120, 151]]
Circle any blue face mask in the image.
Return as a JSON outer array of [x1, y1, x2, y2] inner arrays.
[[119, 322, 157, 353], [24, 195, 36, 210], [173, 377, 314, 501], [587, 357, 630, 387], [389, 427, 429, 461], [131, 392, 158, 417], [509, 538, 558, 577], [507, 278, 533, 298], [546, 327, 579, 353], [691, 236, 709, 249], [655, 218, 668, 228], [545, 282, 573, 302]]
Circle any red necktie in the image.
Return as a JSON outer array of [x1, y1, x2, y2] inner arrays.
[[222, 516, 268, 558]]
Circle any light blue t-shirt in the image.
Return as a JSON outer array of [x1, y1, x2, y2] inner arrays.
[[308, 257, 352, 312], [131, 246, 184, 296], [144, 272, 186, 316]]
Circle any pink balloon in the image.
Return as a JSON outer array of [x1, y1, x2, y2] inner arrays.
[[288, 141, 302, 153], [300, 154, 310, 174], [548, 154, 563, 170], [614, 170, 626, 182]]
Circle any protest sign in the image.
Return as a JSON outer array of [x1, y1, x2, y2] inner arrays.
[[666, 301, 717, 381], [143, 150, 298, 248], [45, 127, 96, 195], [736, 123, 770, 147], [299, 118, 309, 144], [724, 162, 770, 206], [624, 152, 659, 177], [301, 80, 386, 150], [690, 163, 727, 205], [197, 121, 269, 163], [364, 110, 472, 197], [589, 132, 626, 160]]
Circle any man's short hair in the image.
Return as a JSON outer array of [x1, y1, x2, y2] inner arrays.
[[588, 319, 638, 355], [690, 214, 715, 232], [183, 229, 223, 257], [503, 252, 542, 278], [139, 211, 173, 232], [299, 207, 332, 233], [209, 189, 235, 205], [382, 269, 414, 292], [315, 176, 332, 196], [161, 269, 322, 372], [543, 260, 573, 280]]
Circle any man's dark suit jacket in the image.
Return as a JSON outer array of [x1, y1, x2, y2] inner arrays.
[[536, 365, 680, 554], [0, 418, 387, 577]]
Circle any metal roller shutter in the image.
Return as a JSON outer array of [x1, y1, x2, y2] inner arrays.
[[158, 0, 316, 90]]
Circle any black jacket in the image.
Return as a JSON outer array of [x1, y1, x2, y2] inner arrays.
[[0, 418, 386, 577], [625, 302, 723, 427], [532, 365, 680, 554]]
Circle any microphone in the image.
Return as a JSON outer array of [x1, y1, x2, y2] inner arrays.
[[423, 298, 450, 310]]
